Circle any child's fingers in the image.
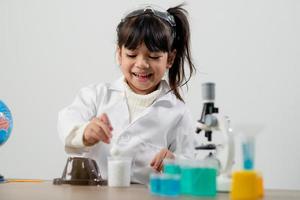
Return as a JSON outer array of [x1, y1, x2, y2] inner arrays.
[[92, 118, 112, 139], [99, 113, 113, 131], [150, 150, 166, 171], [85, 125, 110, 145], [86, 119, 111, 144], [158, 151, 174, 172], [84, 131, 99, 145], [150, 156, 158, 167], [151, 155, 161, 170], [152, 149, 175, 172], [154, 160, 163, 172], [157, 164, 164, 172], [99, 122, 112, 140], [90, 128, 101, 141], [155, 150, 168, 170], [90, 123, 102, 134], [90, 131, 101, 143], [94, 131, 110, 144], [165, 151, 175, 159]]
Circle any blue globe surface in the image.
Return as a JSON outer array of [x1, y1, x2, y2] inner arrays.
[[0, 100, 13, 146]]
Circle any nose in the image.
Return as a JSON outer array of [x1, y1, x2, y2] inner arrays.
[[135, 56, 149, 69]]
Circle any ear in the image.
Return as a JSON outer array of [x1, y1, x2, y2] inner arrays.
[[167, 49, 177, 69], [116, 46, 122, 65]]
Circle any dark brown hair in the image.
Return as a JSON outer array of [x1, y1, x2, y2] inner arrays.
[[117, 4, 195, 101]]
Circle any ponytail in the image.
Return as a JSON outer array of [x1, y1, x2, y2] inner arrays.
[[167, 4, 195, 102]]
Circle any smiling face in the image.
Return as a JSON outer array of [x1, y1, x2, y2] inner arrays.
[[117, 43, 175, 94]]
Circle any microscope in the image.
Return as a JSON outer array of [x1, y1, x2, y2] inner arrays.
[[195, 83, 235, 192]]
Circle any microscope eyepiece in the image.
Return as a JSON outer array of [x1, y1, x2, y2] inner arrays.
[[202, 82, 215, 101]]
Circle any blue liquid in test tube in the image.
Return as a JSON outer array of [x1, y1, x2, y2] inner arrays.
[[242, 137, 255, 170]]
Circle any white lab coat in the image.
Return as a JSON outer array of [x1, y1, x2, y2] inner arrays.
[[58, 77, 196, 184]]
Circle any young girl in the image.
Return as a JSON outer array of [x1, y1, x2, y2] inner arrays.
[[58, 4, 196, 184]]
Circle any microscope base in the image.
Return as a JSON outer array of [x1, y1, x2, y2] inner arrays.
[[217, 175, 232, 192]]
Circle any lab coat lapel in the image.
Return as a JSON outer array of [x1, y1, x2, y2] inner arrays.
[[108, 97, 130, 135], [105, 78, 130, 136]]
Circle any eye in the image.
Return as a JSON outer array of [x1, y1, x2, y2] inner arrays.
[[149, 55, 161, 60], [126, 54, 136, 58]]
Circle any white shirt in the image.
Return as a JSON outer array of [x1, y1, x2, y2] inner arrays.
[[58, 77, 196, 184]]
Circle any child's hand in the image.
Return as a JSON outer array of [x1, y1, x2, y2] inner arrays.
[[83, 113, 113, 146], [150, 148, 175, 172]]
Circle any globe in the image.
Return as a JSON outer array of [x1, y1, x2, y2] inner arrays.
[[0, 100, 13, 182], [0, 100, 13, 146]]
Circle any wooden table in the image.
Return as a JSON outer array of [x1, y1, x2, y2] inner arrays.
[[0, 181, 299, 200]]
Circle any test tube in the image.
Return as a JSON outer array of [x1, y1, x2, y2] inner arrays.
[[242, 136, 255, 170]]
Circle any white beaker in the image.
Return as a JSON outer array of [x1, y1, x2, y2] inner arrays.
[[107, 156, 132, 187]]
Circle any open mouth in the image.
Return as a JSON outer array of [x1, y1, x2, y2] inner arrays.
[[132, 72, 153, 79]]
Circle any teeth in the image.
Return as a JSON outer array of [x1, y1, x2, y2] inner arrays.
[[133, 73, 151, 78]]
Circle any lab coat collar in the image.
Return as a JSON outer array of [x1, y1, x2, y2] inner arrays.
[[108, 77, 179, 106], [109, 77, 126, 91]]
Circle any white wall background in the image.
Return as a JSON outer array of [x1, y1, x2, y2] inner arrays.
[[0, 0, 299, 190]]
